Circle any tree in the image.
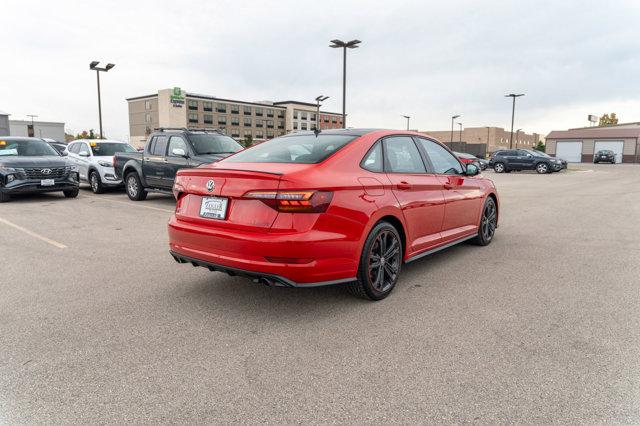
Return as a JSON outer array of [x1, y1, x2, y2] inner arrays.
[[598, 113, 618, 127], [74, 129, 100, 140], [534, 141, 545, 152], [243, 134, 253, 148]]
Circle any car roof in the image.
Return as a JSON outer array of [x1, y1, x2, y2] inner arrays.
[[0, 136, 47, 142], [73, 139, 126, 143]]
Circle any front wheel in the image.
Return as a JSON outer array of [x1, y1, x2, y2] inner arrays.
[[536, 163, 549, 174], [0, 192, 10, 203], [125, 172, 147, 201], [348, 222, 403, 301], [493, 162, 505, 173], [471, 197, 497, 246], [89, 170, 104, 194], [63, 188, 79, 198]]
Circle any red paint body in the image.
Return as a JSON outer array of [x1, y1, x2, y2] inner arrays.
[[168, 130, 499, 285]]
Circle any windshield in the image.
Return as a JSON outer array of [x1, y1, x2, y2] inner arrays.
[[0, 138, 59, 157], [90, 142, 137, 156], [190, 134, 243, 155], [597, 150, 613, 155], [224, 134, 356, 164], [454, 152, 476, 159]]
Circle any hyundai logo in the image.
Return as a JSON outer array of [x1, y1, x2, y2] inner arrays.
[[41, 169, 52, 175], [206, 180, 215, 192]]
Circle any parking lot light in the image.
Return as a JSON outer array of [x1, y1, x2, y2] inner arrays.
[[315, 95, 329, 131], [402, 115, 410, 131], [505, 93, 524, 149], [89, 61, 116, 139], [330, 39, 361, 128], [451, 114, 460, 143]]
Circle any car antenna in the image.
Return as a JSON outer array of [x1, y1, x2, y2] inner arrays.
[[313, 128, 321, 137]]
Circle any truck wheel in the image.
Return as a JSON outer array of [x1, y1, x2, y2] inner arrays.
[[0, 192, 10, 203], [63, 188, 79, 198], [89, 171, 105, 194], [125, 172, 147, 201]]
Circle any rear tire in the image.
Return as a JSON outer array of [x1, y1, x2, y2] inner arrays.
[[0, 192, 10, 203], [63, 188, 79, 198], [348, 222, 403, 301], [471, 197, 497, 246], [125, 172, 147, 201], [89, 170, 104, 194]]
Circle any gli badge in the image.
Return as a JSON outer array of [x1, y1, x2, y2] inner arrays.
[[206, 180, 215, 192]]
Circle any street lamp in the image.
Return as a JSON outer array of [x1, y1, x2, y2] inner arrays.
[[505, 93, 524, 149], [402, 115, 410, 131], [89, 61, 116, 139], [515, 128, 521, 149], [457, 122, 463, 143], [450, 115, 460, 143], [330, 39, 361, 128], [485, 126, 491, 157], [315, 95, 329, 131]]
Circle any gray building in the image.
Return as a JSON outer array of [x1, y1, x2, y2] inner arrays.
[[9, 120, 66, 142], [0, 110, 9, 136]]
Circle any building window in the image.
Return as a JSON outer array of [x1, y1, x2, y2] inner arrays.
[[256, 130, 264, 139], [278, 121, 284, 129], [244, 117, 252, 127], [311, 123, 317, 131], [188, 100, 198, 110], [293, 122, 298, 130], [331, 117, 337, 123], [267, 109, 274, 118], [244, 130, 252, 138], [216, 103, 226, 113], [293, 111, 298, 119], [203, 114, 213, 125], [231, 116, 239, 126], [145, 100, 151, 110], [266, 120, 274, 129], [310, 113, 316, 121], [145, 113, 152, 123], [188, 113, 198, 123], [267, 130, 274, 138], [256, 120, 263, 128], [323, 115, 329, 123], [277, 110, 284, 118], [203, 101, 213, 112], [218, 116, 227, 125], [231, 105, 239, 114], [231, 129, 240, 138], [255, 107, 263, 117], [244, 106, 252, 115], [301, 123, 308, 131], [301, 112, 308, 120]]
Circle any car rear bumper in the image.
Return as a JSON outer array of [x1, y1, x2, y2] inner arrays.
[[168, 215, 359, 285]]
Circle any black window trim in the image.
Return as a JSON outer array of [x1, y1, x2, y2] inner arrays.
[[412, 136, 465, 175]]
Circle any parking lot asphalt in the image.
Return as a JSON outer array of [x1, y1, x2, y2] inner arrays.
[[1, 164, 640, 423]]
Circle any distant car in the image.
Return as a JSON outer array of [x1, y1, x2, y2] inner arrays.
[[476, 158, 489, 170], [489, 149, 564, 174], [453, 151, 488, 170], [66, 139, 137, 193], [0, 137, 79, 202], [44, 140, 68, 155], [594, 150, 616, 164]]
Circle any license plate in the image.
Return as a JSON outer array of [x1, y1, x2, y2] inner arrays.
[[199, 196, 228, 220], [41, 179, 55, 186]]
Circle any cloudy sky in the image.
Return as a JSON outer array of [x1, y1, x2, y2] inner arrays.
[[2, 0, 640, 140]]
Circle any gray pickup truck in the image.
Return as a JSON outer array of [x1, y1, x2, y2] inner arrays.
[[114, 128, 243, 201]]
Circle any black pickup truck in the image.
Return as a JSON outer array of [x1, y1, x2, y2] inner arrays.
[[114, 128, 243, 201]]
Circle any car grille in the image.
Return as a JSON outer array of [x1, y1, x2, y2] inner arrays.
[[22, 167, 70, 179]]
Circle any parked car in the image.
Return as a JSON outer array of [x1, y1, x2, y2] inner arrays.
[[114, 128, 243, 201], [594, 149, 616, 164], [454, 151, 488, 170], [66, 139, 137, 194], [42, 139, 68, 155], [489, 149, 564, 174], [168, 129, 499, 300], [0, 137, 79, 202]]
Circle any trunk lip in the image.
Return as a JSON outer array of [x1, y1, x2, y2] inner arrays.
[[177, 167, 283, 177]]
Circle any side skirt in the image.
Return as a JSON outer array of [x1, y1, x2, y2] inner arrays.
[[404, 234, 476, 264]]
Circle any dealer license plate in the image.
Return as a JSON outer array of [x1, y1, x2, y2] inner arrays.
[[199, 196, 228, 220], [41, 179, 55, 186]]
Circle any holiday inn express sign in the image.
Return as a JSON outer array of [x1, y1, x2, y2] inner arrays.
[[170, 87, 184, 107]]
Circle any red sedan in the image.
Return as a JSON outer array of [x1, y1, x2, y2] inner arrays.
[[169, 129, 499, 300]]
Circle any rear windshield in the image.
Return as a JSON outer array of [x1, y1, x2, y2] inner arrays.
[[91, 143, 136, 156], [190, 134, 243, 155], [0, 138, 59, 156], [224, 134, 356, 164], [597, 150, 613, 154]]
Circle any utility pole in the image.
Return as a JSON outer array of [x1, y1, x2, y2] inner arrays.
[[505, 93, 524, 149]]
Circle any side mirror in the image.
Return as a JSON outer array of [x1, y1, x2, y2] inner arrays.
[[172, 147, 187, 157], [465, 163, 480, 176]]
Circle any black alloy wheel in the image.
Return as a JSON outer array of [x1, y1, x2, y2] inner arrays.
[[472, 197, 497, 246]]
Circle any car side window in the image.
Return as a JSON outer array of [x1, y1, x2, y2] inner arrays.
[[168, 136, 188, 157], [78, 143, 90, 156], [68, 143, 79, 154], [152, 135, 168, 156], [416, 138, 463, 175], [383, 136, 426, 173], [517, 150, 530, 156], [361, 141, 383, 172]]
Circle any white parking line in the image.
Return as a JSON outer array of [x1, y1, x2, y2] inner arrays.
[[0, 217, 67, 249], [80, 195, 174, 213]]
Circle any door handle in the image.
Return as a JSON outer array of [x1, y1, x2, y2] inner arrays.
[[396, 181, 411, 190]]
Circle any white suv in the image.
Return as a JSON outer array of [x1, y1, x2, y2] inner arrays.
[[66, 139, 137, 193]]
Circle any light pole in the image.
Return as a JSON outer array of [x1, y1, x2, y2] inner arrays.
[[485, 126, 491, 158], [402, 115, 410, 131], [330, 39, 361, 128], [451, 114, 460, 143], [315, 95, 329, 131], [89, 61, 115, 139], [505, 93, 524, 149], [515, 128, 521, 149], [457, 122, 463, 143]]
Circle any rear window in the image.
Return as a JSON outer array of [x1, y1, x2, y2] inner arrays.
[[90, 142, 136, 156], [224, 134, 356, 164]]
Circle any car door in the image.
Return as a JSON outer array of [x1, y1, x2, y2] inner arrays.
[[66, 142, 80, 168], [517, 149, 535, 170], [415, 137, 484, 243], [76, 142, 92, 180], [143, 135, 168, 188], [165, 135, 190, 188], [383, 136, 445, 255]]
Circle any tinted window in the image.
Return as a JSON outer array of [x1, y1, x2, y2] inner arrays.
[[361, 141, 383, 172], [0, 138, 60, 156], [416, 138, 463, 174], [151, 135, 168, 156], [384, 136, 426, 173], [78, 143, 90, 156], [91, 142, 136, 156], [225, 134, 355, 164], [189, 133, 243, 155], [168, 136, 188, 157]]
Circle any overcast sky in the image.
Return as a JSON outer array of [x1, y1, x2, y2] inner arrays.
[[2, 0, 640, 141]]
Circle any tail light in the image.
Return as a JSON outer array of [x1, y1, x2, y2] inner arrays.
[[244, 190, 333, 213]]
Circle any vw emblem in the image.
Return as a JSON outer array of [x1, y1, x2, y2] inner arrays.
[[41, 168, 52, 175], [206, 180, 215, 192]]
